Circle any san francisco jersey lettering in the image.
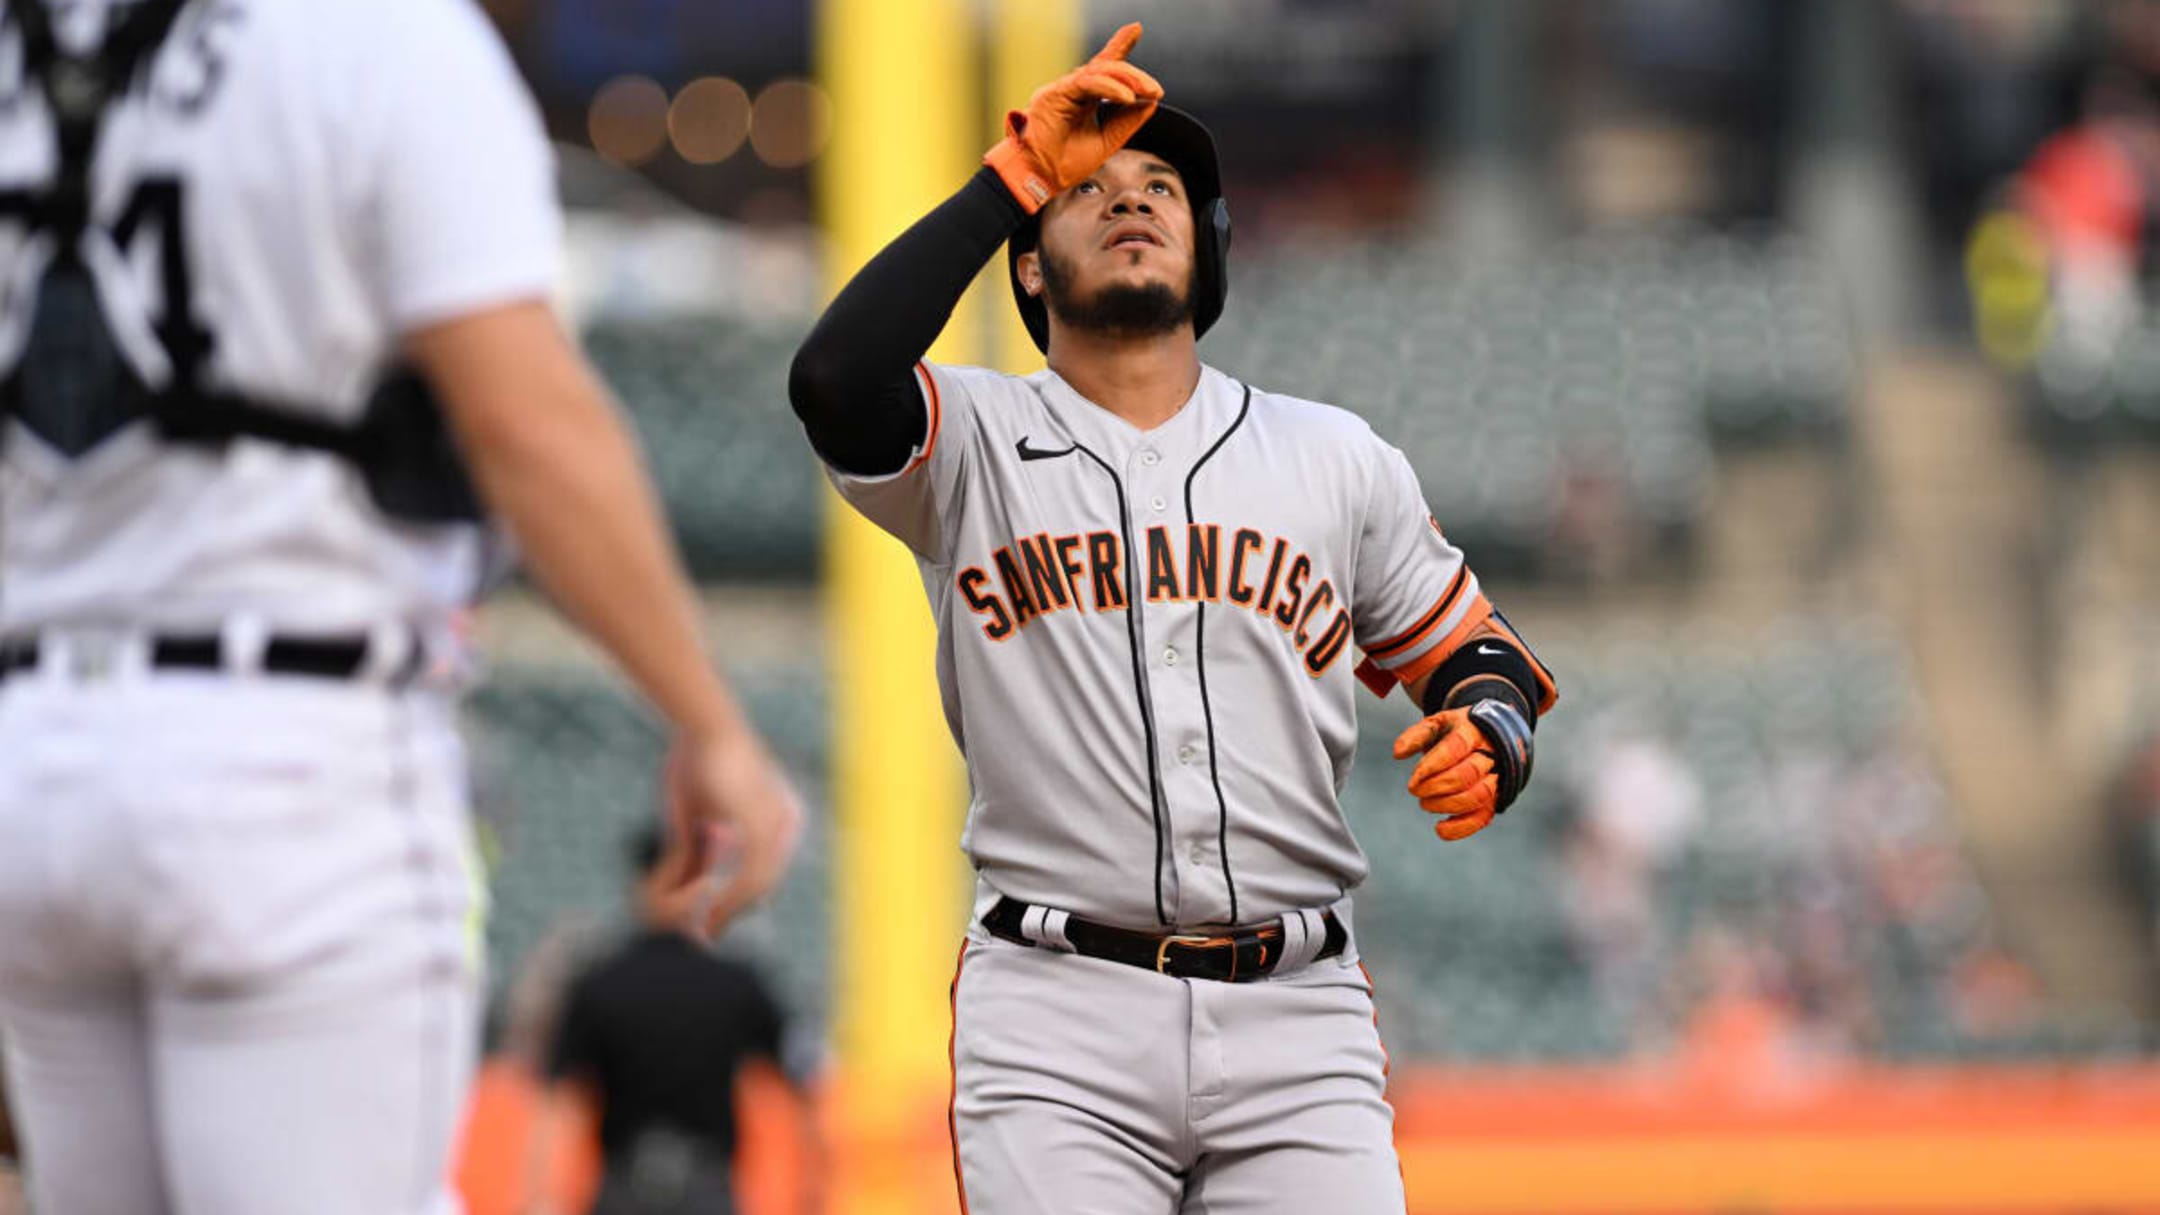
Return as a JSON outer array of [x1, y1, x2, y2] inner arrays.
[[827, 363, 1491, 928], [956, 524, 1355, 674]]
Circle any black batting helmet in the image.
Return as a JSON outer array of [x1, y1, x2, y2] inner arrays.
[[1006, 104, 1232, 354]]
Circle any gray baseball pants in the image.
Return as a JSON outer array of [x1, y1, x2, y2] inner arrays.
[[949, 925, 1406, 1214]]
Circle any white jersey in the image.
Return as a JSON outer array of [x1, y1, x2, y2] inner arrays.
[[0, 0, 560, 634], [831, 362, 1494, 929]]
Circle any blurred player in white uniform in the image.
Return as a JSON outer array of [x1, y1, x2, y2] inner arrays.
[[0, 2, 801, 1212]]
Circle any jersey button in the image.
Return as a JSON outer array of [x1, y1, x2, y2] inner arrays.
[[1163, 646, 1178, 667], [1188, 841, 1207, 865], [1177, 743, 1198, 764], [1149, 495, 1167, 512], [1140, 449, 1160, 467]]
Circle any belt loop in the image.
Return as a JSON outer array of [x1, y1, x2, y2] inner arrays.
[[1277, 910, 1308, 968], [221, 614, 269, 677], [1039, 908, 1074, 952], [40, 633, 70, 684], [360, 620, 412, 685], [1020, 904, 1076, 953], [113, 630, 153, 682], [1275, 907, 1327, 974], [48, 628, 139, 683]]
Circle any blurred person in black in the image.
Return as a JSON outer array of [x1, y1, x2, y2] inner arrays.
[[2113, 732, 2160, 957], [0, 1069, 17, 1215], [526, 826, 819, 1215]]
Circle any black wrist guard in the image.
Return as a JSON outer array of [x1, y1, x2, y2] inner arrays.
[[1421, 636, 1543, 724], [1418, 635, 1544, 814], [1464, 697, 1534, 813]]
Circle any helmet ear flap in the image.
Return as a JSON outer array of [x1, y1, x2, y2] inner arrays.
[[1193, 195, 1232, 340]]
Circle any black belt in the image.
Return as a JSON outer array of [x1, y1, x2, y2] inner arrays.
[[0, 634, 389, 683], [983, 896, 1344, 983]]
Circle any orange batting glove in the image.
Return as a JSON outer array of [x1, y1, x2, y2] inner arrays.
[[1392, 707, 1508, 842], [983, 22, 1165, 213]]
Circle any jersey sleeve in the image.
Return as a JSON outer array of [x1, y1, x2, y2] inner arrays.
[[1349, 440, 1493, 690], [363, 0, 562, 331], [822, 361, 975, 564]]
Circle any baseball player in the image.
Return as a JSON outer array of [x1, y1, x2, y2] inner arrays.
[[789, 24, 1556, 1213], [0, 2, 799, 1213]]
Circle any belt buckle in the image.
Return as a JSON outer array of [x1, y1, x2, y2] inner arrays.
[[1156, 933, 1238, 980], [63, 631, 126, 683]]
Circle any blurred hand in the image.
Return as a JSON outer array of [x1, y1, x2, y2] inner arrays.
[[656, 727, 805, 937], [983, 22, 1164, 212]]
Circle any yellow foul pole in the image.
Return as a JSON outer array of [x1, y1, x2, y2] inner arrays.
[[988, 0, 1082, 374], [816, 0, 975, 1211]]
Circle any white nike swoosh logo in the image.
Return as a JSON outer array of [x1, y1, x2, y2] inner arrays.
[[1476, 644, 1505, 656]]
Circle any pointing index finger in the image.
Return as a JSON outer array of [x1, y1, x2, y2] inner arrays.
[[1094, 22, 1144, 65]]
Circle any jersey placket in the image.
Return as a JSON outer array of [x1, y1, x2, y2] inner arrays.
[[1128, 436, 1229, 927]]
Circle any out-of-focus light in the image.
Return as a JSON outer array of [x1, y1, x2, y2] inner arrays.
[[588, 75, 670, 167], [669, 77, 752, 166], [750, 80, 833, 169], [1965, 209, 2053, 369]]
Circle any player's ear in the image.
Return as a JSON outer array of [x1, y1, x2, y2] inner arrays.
[[1017, 249, 1044, 299]]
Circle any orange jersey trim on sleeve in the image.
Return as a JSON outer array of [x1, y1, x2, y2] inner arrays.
[[1351, 594, 1493, 699], [1390, 594, 1494, 687], [906, 362, 943, 475], [1366, 567, 1474, 662]]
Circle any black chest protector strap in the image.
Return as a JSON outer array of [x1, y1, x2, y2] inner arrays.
[[0, 0, 485, 524], [8, 0, 189, 243]]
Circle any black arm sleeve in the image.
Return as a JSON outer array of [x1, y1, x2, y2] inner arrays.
[[788, 167, 1029, 476]]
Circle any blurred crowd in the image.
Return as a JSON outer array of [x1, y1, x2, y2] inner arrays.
[[1557, 721, 2042, 1069]]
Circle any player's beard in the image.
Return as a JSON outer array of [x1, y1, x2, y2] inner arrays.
[[1039, 246, 1195, 339]]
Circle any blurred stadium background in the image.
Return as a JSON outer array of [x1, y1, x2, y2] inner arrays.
[[440, 1, 2160, 1212]]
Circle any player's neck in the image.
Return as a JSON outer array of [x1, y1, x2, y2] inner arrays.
[[1046, 327, 1202, 432]]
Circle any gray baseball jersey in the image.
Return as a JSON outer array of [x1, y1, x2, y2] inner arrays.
[[829, 361, 1494, 930]]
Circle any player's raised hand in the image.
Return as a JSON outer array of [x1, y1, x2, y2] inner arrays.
[[984, 22, 1164, 212], [658, 727, 805, 938]]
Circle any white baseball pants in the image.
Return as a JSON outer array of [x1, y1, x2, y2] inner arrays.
[[0, 669, 478, 1215]]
